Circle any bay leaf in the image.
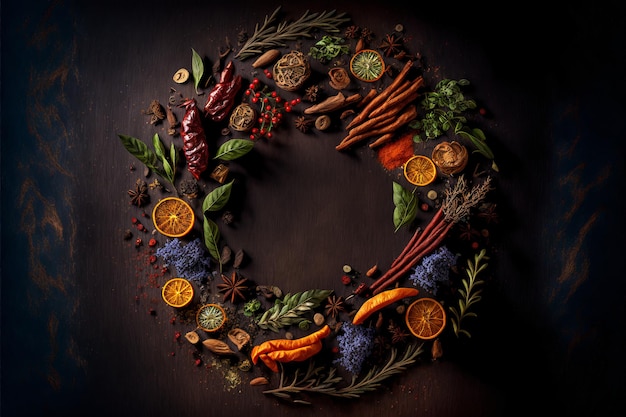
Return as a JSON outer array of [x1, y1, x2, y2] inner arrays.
[[213, 138, 254, 161], [202, 180, 234, 213]]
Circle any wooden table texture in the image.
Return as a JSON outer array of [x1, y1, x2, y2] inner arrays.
[[1, 1, 624, 417]]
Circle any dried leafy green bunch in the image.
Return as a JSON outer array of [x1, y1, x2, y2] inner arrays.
[[256, 289, 333, 332]]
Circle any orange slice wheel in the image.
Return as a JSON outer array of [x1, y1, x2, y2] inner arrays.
[[151, 197, 195, 238], [405, 297, 446, 340], [161, 278, 195, 308], [350, 49, 385, 82], [403, 155, 437, 186], [196, 303, 227, 333]]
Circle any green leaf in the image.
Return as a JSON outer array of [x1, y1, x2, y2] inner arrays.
[[191, 48, 204, 94], [202, 215, 221, 261], [169, 143, 178, 169], [213, 139, 255, 161], [202, 180, 234, 213], [118, 134, 159, 170], [256, 289, 333, 331], [152, 133, 166, 160], [392, 182, 418, 233]]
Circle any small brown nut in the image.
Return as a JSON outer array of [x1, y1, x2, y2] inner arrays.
[[313, 313, 325, 326], [185, 331, 200, 344], [227, 328, 251, 351], [250, 376, 270, 386], [315, 115, 331, 131], [202, 339, 235, 356], [252, 49, 281, 68], [173, 68, 189, 84]]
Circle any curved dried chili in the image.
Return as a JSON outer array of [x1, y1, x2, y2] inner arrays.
[[204, 61, 242, 122], [180, 98, 209, 180]]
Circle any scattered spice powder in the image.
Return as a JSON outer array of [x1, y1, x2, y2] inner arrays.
[[376, 130, 416, 170]]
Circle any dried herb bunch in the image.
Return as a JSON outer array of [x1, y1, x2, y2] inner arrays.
[[449, 249, 488, 338], [235, 6, 350, 60], [256, 289, 333, 332], [262, 343, 424, 404]]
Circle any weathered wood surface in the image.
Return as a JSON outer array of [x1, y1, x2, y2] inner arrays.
[[1, 1, 624, 417]]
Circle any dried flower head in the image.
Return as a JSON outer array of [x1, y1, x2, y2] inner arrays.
[[128, 179, 149, 207]]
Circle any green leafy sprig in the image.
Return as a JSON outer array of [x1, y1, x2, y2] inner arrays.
[[392, 181, 417, 233], [118, 133, 178, 186], [256, 289, 333, 332], [191, 48, 205, 94], [235, 6, 350, 60], [308, 35, 349, 62], [449, 248, 488, 338], [263, 343, 424, 404], [201, 181, 234, 271], [411, 78, 498, 171]]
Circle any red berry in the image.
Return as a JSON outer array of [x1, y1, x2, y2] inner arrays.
[[195, 358, 202, 366], [148, 238, 157, 247], [131, 217, 138, 224], [341, 275, 352, 285]]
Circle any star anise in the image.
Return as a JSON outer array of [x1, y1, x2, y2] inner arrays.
[[294, 116, 314, 133], [360, 27, 373, 42], [127, 178, 149, 207], [379, 33, 404, 57], [217, 271, 249, 303], [388, 319, 409, 344], [324, 295, 345, 318], [477, 202, 499, 224], [456, 222, 480, 241], [303, 85, 319, 102], [344, 25, 360, 39]]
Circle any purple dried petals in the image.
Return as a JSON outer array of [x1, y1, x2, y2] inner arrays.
[[156, 238, 211, 283], [333, 323, 375, 374], [408, 245, 457, 295]]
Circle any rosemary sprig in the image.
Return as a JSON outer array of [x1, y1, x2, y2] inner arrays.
[[449, 249, 488, 338], [256, 289, 333, 332], [263, 343, 424, 404], [235, 6, 350, 60]]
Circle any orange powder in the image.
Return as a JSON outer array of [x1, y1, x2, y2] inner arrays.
[[377, 130, 417, 171]]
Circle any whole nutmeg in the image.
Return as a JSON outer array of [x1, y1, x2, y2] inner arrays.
[[315, 115, 331, 131], [328, 67, 351, 90], [431, 141, 468, 175]]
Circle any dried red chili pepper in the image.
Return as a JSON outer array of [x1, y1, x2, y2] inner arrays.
[[204, 61, 242, 122], [180, 98, 209, 180]]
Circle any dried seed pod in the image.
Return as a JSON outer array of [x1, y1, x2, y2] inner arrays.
[[250, 376, 270, 386], [228, 328, 251, 350], [220, 246, 232, 265], [185, 331, 200, 344], [202, 339, 236, 356], [315, 115, 331, 131], [431, 338, 443, 361], [252, 49, 281, 68], [366, 263, 379, 277], [233, 249, 246, 268]]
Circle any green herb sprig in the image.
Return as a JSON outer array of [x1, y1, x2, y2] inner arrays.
[[263, 343, 424, 404], [191, 48, 205, 94], [235, 6, 350, 60], [392, 181, 417, 233], [308, 35, 349, 63], [118, 133, 178, 186], [256, 289, 333, 332], [449, 248, 488, 338], [411, 78, 499, 171]]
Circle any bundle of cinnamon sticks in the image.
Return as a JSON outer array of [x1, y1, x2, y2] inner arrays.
[[336, 60, 423, 151]]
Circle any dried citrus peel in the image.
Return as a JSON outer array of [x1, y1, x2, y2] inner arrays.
[[352, 287, 419, 325]]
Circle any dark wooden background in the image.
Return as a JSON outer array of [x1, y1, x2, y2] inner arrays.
[[1, 1, 624, 416]]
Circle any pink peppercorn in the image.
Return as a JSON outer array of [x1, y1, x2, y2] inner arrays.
[[195, 359, 202, 366], [341, 275, 352, 285], [148, 238, 157, 247]]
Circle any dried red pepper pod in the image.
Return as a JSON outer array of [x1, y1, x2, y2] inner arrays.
[[180, 98, 209, 180], [204, 61, 242, 122]]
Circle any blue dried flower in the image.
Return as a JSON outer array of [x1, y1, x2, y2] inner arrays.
[[333, 323, 375, 374], [408, 245, 457, 295], [156, 238, 211, 283]]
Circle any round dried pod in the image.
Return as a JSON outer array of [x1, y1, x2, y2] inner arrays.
[[229, 103, 256, 132], [227, 328, 251, 351], [328, 67, 351, 90], [315, 115, 331, 131], [273, 51, 311, 92], [431, 141, 469, 175], [185, 331, 200, 344]]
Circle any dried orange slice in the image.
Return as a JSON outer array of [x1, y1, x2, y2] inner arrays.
[[350, 49, 385, 82], [405, 297, 446, 340], [403, 155, 437, 186], [196, 303, 227, 333], [151, 197, 195, 238], [161, 277, 195, 308]]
